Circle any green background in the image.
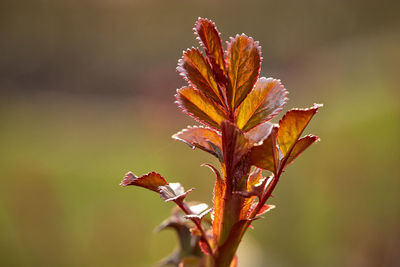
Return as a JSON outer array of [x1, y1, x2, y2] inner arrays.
[[1, 0, 399, 266]]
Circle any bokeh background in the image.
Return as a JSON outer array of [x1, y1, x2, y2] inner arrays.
[[1, 0, 399, 266]]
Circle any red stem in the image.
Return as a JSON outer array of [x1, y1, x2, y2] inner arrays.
[[176, 201, 215, 259]]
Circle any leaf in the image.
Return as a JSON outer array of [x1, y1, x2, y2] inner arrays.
[[226, 34, 262, 109], [177, 48, 224, 105], [184, 206, 212, 220], [249, 126, 279, 172], [175, 86, 228, 129], [234, 175, 271, 199], [236, 77, 288, 131], [277, 103, 322, 157], [194, 18, 227, 87], [284, 135, 320, 168], [248, 167, 263, 189], [212, 168, 225, 244], [235, 171, 268, 220], [172, 126, 222, 158], [254, 204, 275, 218], [189, 203, 210, 215], [244, 121, 274, 145], [157, 210, 203, 267], [158, 183, 194, 203], [120, 171, 167, 192]]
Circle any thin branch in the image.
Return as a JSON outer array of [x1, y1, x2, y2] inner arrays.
[[176, 200, 215, 259]]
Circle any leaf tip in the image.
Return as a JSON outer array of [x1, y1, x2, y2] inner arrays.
[[120, 171, 137, 187]]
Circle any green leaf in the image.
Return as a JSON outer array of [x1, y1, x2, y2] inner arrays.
[[236, 77, 288, 131]]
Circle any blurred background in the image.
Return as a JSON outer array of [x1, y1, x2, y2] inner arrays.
[[1, 0, 399, 266]]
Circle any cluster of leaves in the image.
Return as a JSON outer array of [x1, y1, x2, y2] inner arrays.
[[121, 18, 322, 267]]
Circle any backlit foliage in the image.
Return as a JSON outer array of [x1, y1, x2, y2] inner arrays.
[[121, 18, 322, 267]]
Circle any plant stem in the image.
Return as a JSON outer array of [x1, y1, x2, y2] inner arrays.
[[177, 201, 215, 260]]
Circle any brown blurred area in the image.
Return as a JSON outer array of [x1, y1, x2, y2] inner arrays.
[[1, 0, 399, 266]]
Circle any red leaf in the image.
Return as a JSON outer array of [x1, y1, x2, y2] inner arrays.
[[201, 163, 222, 181], [284, 134, 320, 168], [172, 126, 222, 158], [226, 34, 262, 109], [120, 171, 167, 192], [249, 126, 279, 172], [175, 86, 228, 129], [177, 48, 224, 105], [254, 204, 275, 218], [236, 77, 288, 131], [194, 18, 227, 87], [277, 103, 322, 157], [244, 121, 274, 145]]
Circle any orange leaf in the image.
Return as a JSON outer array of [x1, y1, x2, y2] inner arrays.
[[194, 18, 226, 78], [212, 170, 226, 244], [277, 104, 322, 157], [172, 126, 222, 158], [237, 168, 264, 220], [120, 171, 168, 192], [236, 77, 288, 131], [249, 126, 279, 172], [284, 135, 320, 168], [226, 34, 261, 109], [177, 48, 224, 105], [175, 86, 228, 129]]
